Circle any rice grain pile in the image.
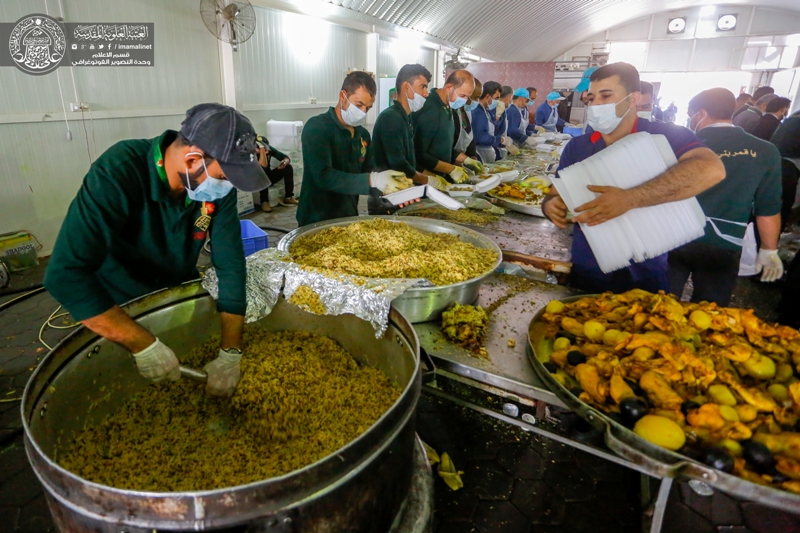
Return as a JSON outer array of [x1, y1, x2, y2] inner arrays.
[[402, 207, 501, 226], [289, 218, 497, 286], [58, 329, 400, 492]]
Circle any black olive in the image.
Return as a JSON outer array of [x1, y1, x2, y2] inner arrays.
[[567, 350, 586, 366], [543, 362, 558, 374], [741, 440, 775, 473], [679, 442, 706, 462], [700, 446, 734, 473], [769, 470, 790, 484], [619, 397, 649, 427], [570, 387, 584, 398], [681, 401, 701, 415], [624, 378, 644, 397], [556, 331, 577, 343]]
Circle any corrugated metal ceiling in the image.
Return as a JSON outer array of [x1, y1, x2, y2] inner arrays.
[[322, 0, 800, 61]]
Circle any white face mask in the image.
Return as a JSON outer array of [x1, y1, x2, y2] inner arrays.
[[688, 110, 706, 133], [637, 111, 652, 121], [587, 94, 631, 134], [407, 87, 426, 113], [341, 93, 367, 127]]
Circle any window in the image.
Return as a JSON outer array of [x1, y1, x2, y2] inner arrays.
[[608, 42, 647, 71]]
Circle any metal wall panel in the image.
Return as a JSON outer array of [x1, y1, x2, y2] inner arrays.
[[645, 39, 694, 72], [0, 0, 222, 252], [376, 35, 435, 78], [750, 8, 800, 35], [691, 36, 746, 71], [237, 6, 367, 108]]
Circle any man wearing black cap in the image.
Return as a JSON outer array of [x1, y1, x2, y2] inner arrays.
[[44, 103, 268, 397]]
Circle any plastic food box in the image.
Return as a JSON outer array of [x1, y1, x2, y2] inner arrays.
[[447, 184, 475, 197], [426, 187, 464, 210], [384, 185, 427, 205], [240, 220, 268, 256]]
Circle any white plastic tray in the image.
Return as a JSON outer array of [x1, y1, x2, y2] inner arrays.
[[447, 184, 475, 197], [427, 186, 465, 210], [474, 174, 502, 193], [384, 185, 426, 205]]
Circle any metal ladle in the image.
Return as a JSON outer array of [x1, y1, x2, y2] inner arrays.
[[180, 366, 208, 382]]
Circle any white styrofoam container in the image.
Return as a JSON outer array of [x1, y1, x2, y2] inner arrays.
[[237, 189, 255, 216], [495, 170, 520, 183], [384, 185, 427, 205], [265, 120, 304, 151], [427, 186, 464, 210], [474, 175, 502, 193], [447, 184, 475, 197]]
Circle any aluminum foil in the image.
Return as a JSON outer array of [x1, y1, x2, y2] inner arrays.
[[283, 264, 422, 337], [202, 248, 290, 323]]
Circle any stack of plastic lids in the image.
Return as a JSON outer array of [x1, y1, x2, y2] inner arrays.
[[552, 132, 705, 273]]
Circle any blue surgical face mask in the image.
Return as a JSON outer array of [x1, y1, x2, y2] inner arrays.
[[184, 152, 234, 202], [488, 100, 498, 110], [450, 96, 467, 109], [465, 101, 479, 112]]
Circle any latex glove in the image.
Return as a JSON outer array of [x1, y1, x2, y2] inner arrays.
[[755, 249, 784, 282], [203, 348, 242, 397], [449, 166, 469, 184], [371, 170, 412, 194], [506, 143, 520, 156], [426, 174, 450, 191], [535, 125, 546, 134], [133, 338, 181, 382], [495, 101, 506, 116], [525, 136, 537, 147], [463, 157, 484, 174]]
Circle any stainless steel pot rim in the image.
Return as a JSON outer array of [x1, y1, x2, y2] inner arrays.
[[22, 285, 422, 498], [277, 215, 503, 293], [526, 294, 800, 509]]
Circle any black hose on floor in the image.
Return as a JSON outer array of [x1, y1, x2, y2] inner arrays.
[[257, 225, 291, 234]]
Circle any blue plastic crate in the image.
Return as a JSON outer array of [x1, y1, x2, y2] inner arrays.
[[563, 126, 583, 137], [240, 220, 268, 256]]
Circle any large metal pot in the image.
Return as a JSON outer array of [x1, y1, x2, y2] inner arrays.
[[278, 215, 503, 323], [22, 281, 424, 532]]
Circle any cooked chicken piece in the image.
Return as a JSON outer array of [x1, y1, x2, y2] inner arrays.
[[775, 407, 800, 428], [782, 481, 800, 494], [648, 316, 675, 333], [719, 422, 752, 441], [609, 374, 635, 404], [616, 289, 653, 303], [753, 433, 800, 461], [789, 382, 800, 409], [549, 349, 568, 369], [602, 306, 629, 323], [561, 317, 585, 338], [574, 364, 608, 404], [687, 403, 726, 430], [717, 342, 753, 363], [741, 309, 776, 341], [777, 457, 800, 480], [626, 332, 672, 351], [708, 332, 733, 347], [751, 337, 789, 359], [650, 294, 686, 324], [718, 371, 778, 412], [640, 371, 684, 410]]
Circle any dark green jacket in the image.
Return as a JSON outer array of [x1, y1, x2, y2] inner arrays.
[[296, 107, 373, 226], [373, 101, 416, 177], [44, 130, 246, 321], [695, 126, 782, 250], [266, 145, 289, 164], [413, 88, 457, 173]]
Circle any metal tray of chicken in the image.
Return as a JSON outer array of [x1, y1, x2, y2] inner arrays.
[[527, 295, 800, 512]]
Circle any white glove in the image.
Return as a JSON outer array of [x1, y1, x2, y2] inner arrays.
[[525, 137, 538, 147], [449, 166, 469, 184], [534, 125, 546, 134], [426, 174, 450, 191], [506, 143, 520, 155], [755, 249, 784, 282], [463, 157, 484, 174], [133, 338, 180, 382], [371, 170, 412, 194], [203, 348, 242, 397], [496, 101, 506, 116]]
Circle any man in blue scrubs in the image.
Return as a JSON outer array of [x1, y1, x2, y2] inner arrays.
[[535, 92, 566, 132], [541, 62, 725, 294]]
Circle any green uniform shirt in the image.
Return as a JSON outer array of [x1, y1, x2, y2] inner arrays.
[[413, 88, 458, 173], [44, 130, 247, 321], [373, 101, 416, 177], [695, 126, 782, 250], [266, 145, 289, 163], [296, 107, 373, 227]]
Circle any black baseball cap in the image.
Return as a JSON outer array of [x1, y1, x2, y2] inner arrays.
[[180, 103, 268, 193]]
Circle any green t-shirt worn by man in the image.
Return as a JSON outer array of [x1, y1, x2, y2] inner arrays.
[[296, 107, 374, 227], [413, 88, 458, 174], [694, 126, 782, 250], [44, 130, 247, 321], [372, 101, 416, 177]]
